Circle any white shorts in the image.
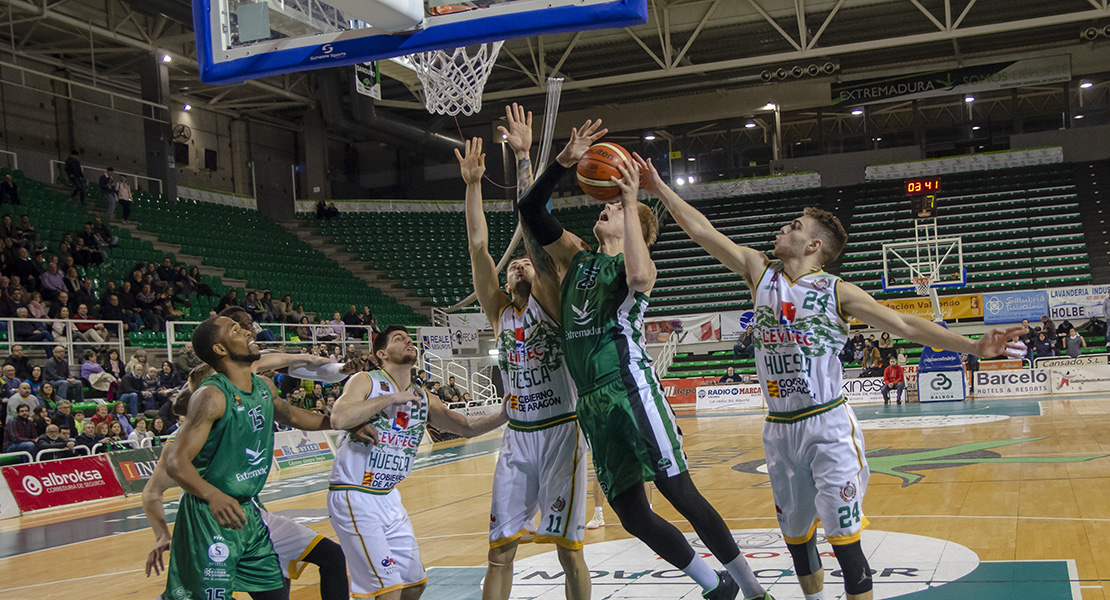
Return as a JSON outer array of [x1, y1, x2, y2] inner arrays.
[[259, 509, 326, 580], [489, 420, 588, 550], [327, 487, 426, 598], [762, 399, 870, 546]]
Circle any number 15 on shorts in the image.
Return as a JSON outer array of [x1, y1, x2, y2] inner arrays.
[[837, 501, 861, 529]]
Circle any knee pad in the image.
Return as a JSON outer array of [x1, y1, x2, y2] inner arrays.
[[832, 541, 872, 595], [786, 536, 822, 577]]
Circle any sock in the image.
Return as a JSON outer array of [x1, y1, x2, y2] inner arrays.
[[804, 593, 825, 600], [594, 507, 603, 516], [681, 554, 719, 590], [724, 554, 765, 599]]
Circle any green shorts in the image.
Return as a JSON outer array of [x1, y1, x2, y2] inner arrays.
[[578, 373, 688, 501], [163, 493, 284, 600]]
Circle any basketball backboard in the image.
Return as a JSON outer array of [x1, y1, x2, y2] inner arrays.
[[195, 0, 648, 84], [881, 236, 965, 294]]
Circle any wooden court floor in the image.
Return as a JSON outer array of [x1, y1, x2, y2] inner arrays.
[[1, 392, 1109, 599]]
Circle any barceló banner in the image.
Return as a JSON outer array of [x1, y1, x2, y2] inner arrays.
[[2, 455, 124, 512]]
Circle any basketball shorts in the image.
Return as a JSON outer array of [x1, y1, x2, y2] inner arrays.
[[163, 494, 284, 600], [260, 509, 326, 580], [578, 372, 688, 501], [490, 417, 588, 549], [762, 397, 871, 546], [327, 487, 427, 598]]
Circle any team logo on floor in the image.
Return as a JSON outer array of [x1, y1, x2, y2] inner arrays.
[[504, 529, 977, 599], [733, 437, 1108, 487]]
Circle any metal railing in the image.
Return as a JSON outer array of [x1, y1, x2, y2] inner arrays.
[[50, 160, 164, 196], [35, 446, 90, 461], [655, 333, 680, 378], [0, 150, 17, 171], [0, 317, 125, 366], [166, 320, 372, 362], [0, 451, 33, 464], [430, 306, 449, 327]]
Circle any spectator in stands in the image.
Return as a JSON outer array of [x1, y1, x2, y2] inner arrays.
[[80, 349, 111, 393], [259, 291, 276, 322], [881, 357, 905, 405], [39, 261, 64, 301], [25, 365, 43, 396], [50, 290, 72, 318], [718, 366, 742, 384], [118, 361, 147, 415], [0, 173, 18, 205], [307, 383, 326, 408], [1040, 315, 1056, 339], [172, 342, 202, 378], [111, 402, 133, 435], [878, 332, 895, 364], [2, 403, 36, 455], [74, 279, 99, 313], [74, 303, 110, 349], [216, 290, 238, 313], [242, 291, 264, 323], [361, 306, 378, 334], [328, 312, 344, 338], [128, 417, 151, 445], [295, 316, 313, 341], [316, 318, 338, 341], [3, 345, 31, 380], [1034, 332, 1054, 358], [157, 361, 183, 404], [50, 306, 70, 341], [101, 293, 143, 333], [1, 364, 21, 398], [26, 291, 46, 319], [144, 366, 164, 409], [71, 408, 84, 435], [149, 416, 169, 438], [6, 381, 39, 422], [8, 247, 40, 292], [186, 267, 215, 297], [35, 423, 75, 459], [102, 421, 126, 449], [732, 325, 754, 360], [315, 199, 339, 220], [850, 332, 865, 360], [292, 304, 307, 323], [116, 175, 132, 221], [342, 305, 362, 339], [39, 382, 58, 409], [1065, 327, 1087, 358], [441, 376, 461, 404], [13, 306, 52, 343], [65, 151, 86, 204], [861, 339, 880, 367], [99, 168, 118, 221], [76, 421, 101, 450], [100, 348, 125, 380], [45, 345, 83, 402], [74, 223, 104, 266], [155, 258, 175, 284], [50, 399, 75, 432], [272, 294, 294, 322], [90, 403, 113, 428], [286, 387, 308, 411], [62, 266, 81, 295], [126, 349, 147, 373], [31, 405, 50, 437], [135, 284, 165, 331]]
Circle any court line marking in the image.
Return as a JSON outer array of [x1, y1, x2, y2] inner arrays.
[[0, 568, 144, 593]]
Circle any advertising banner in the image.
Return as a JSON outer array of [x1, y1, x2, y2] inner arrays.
[[1049, 365, 1110, 394], [0, 475, 19, 519], [841, 377, 887, 404], [1034, 355, 1107, 369], [109, 447, 162, 495], [695, 383, 764, 411], [1047, 285, 1110, 321], [720, 310, 755, 341], [661, 376, 719, 404], [449, 326, 479, 351], [2, 455, 124, 512], [973, 369, 1051, 397], [983, 290, 1049, 324], [978, 359, 1025, 371], [832, 55, 1071, 106], [448, 312, 492, 331], [918, 370, 966, 402], [851, 295, 982, 325], [419, 327, 453, 354], [644, 313, 721, 345], [273, 430, 335, 470]]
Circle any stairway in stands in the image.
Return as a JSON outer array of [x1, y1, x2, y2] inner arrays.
[[1073, 159, 1110, 285]]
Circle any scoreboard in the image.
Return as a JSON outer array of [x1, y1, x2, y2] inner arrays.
[[907, 178, 939, 219]]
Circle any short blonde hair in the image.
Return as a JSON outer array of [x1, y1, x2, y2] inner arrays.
[[637, 203, 658, 246]]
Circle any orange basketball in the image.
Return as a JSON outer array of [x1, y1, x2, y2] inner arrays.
[[577, 142, 634, 201]]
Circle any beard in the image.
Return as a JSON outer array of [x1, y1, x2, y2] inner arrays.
[[228, 346, 262, 365], [511, 279, 533, 298]]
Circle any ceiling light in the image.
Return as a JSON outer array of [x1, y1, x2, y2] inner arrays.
[[644, 134, 656, 140], [1075, 114, 1085, 119], [487, 349, 499, 356], [1080, 82, 1094, 89], [875, 137, 882, 141], [183, 104, 192, 111], [763, 102, 777, 110], [964, 96, 975, 103], [161, 54, 172, 63], [676, 177, 686, 186], [972, 125, 981, 130], [851, 109, 863, 116], [745, 122, 757, 129], [687, 157, 696, 162], [688, 176, 696, 183]]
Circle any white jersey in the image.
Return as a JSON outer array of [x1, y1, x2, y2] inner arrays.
[[752, 262, 850, 414], [329, 371, 427, 494], [496, 296, 578, 425]]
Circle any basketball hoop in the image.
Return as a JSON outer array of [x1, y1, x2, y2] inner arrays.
[[409, 41, 504, 116], [911, 276, 933, 296]]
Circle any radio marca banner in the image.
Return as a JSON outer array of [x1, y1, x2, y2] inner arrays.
[[851, 294, 982, 325], [108, 447, 163, 495], [2, 455, 124, 512], [274, 430, 335, 470], [695, 383, 763, 411], [1047, 285, 1110, 321]]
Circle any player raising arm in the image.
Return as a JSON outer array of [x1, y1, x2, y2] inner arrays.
[[636, 152, 1024, 600]]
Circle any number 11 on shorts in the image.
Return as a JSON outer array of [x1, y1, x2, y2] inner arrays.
[[546, 515, 562, 533]]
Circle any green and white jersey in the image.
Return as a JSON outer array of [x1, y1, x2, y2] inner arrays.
[[752, 262, 850, 414], [192, 373, 275, 500], [328, 371, 428, 494], [496, 295, 578, 425], [560, 250, 651, 393]]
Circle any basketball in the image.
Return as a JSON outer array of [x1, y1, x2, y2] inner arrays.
[[577, 142, 634, 201]]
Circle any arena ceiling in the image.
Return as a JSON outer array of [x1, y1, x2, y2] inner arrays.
[[0, 0, 1108, 133]]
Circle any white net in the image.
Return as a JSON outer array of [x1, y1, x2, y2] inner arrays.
[[409, 41, 504, 116], [912, 276, 933, 296]]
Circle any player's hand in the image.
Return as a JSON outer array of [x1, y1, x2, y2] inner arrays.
[[349, 422, 379, 445], [455, 137, 486, 186], [973, 325, 1029, 359], [631, 153, 666, 196], [497, 103, 532, 157], [557, 119, 608, 168], [145, 535, 171, 576], [305, 354, 337, 366], [499, 393, 511, 420], [612, 160, 641, 206], [207, 491, 247, 530]]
